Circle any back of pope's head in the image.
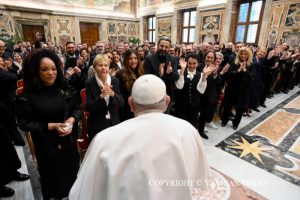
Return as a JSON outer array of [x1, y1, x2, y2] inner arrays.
[[130, 74, 170, 115]]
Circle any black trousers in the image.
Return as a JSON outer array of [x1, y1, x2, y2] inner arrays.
[[0, 123, 21, 186], [221, 99, 245, 128], [198, 99, 217, 133], [175, 104, 199, 128]]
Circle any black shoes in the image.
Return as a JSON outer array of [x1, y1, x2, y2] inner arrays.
[[200, 132, 209, 139], [252, 108, 260, 112], [233, 126, 238, 130], [221, 123, 227, 127], [0, 172, 29, 198], [0, 186, 15, 197], [260, 104, 267, 108], [13, 172, 30, 181]]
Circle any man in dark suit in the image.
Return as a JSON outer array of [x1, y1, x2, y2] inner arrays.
[[143, 36, 179, 99], [0, 103, 30, 198], [0, 56, 25, 146]]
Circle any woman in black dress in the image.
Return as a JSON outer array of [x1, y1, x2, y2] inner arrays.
[[16, 49, 81, 199], [116, 49, 144, 122], [221, 47, 254, 130]]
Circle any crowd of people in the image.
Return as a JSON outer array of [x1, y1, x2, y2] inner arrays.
[[0, 36, 299, 199]]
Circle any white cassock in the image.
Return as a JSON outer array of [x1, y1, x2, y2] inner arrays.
[[69, 112, 209, 200]]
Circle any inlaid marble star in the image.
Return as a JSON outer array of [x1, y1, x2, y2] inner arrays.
[[228, 137, 271, 164]]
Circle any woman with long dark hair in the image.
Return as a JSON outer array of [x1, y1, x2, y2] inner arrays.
[[17, 49, 81, 199], [116, 49, 144, 122]]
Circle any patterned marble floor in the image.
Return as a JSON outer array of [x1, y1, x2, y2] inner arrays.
[[203, 87, 300, 200], [217, 93, 300, 186], [3, 87, 300, 200]]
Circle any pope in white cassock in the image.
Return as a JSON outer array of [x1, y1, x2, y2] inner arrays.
[[69, 74, 209, 200]]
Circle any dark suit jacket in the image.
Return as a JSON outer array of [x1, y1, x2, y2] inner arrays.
[[143, 53, 179, 97], [0, 68, 17, 108], [86, 76, 124, 140]]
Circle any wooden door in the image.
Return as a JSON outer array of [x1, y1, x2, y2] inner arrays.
[[22, 25, 45, 44], [80, 22, 99, 47]]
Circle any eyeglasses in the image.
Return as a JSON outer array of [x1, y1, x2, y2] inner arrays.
[[0, 46, 5, 49]]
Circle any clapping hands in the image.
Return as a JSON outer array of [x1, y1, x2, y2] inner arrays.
[[220, 63, 230, 75], [238, 61, 247, 72], [166, 62, 173, 74], [159, 63, 165, 77], [101, 83, 115, 97], [203, 64, 217, 79]]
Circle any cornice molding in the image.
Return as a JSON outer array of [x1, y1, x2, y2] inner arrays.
[[0, 2, 136, 21]]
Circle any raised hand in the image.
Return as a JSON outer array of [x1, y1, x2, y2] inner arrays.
[[203, 64, 216, 78], [179, 58, 186, 75], [166, 61, 173, 74], [159, 63, 165, 77], [221, 63, 230, 75], [268, 49, 275, 59]]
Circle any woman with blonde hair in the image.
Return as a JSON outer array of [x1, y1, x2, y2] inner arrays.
[[116, 49, 144, 122], [86, 54, 124, 141], [221, 47, 254, 130]]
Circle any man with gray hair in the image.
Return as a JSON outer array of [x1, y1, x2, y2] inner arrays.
[[69, 74, 208, 200]]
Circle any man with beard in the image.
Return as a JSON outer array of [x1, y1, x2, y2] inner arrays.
[[64, 41, 78, 69], [89, 41, 105, 66], [143, 36, 179, 99], [214, 43, 221, 52], [221, 42, 234, 65], [149, 43, 157, 55]]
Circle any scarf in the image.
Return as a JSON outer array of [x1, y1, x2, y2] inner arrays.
[[95, 73, 112, 119], [95, 73, 111, 106]]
